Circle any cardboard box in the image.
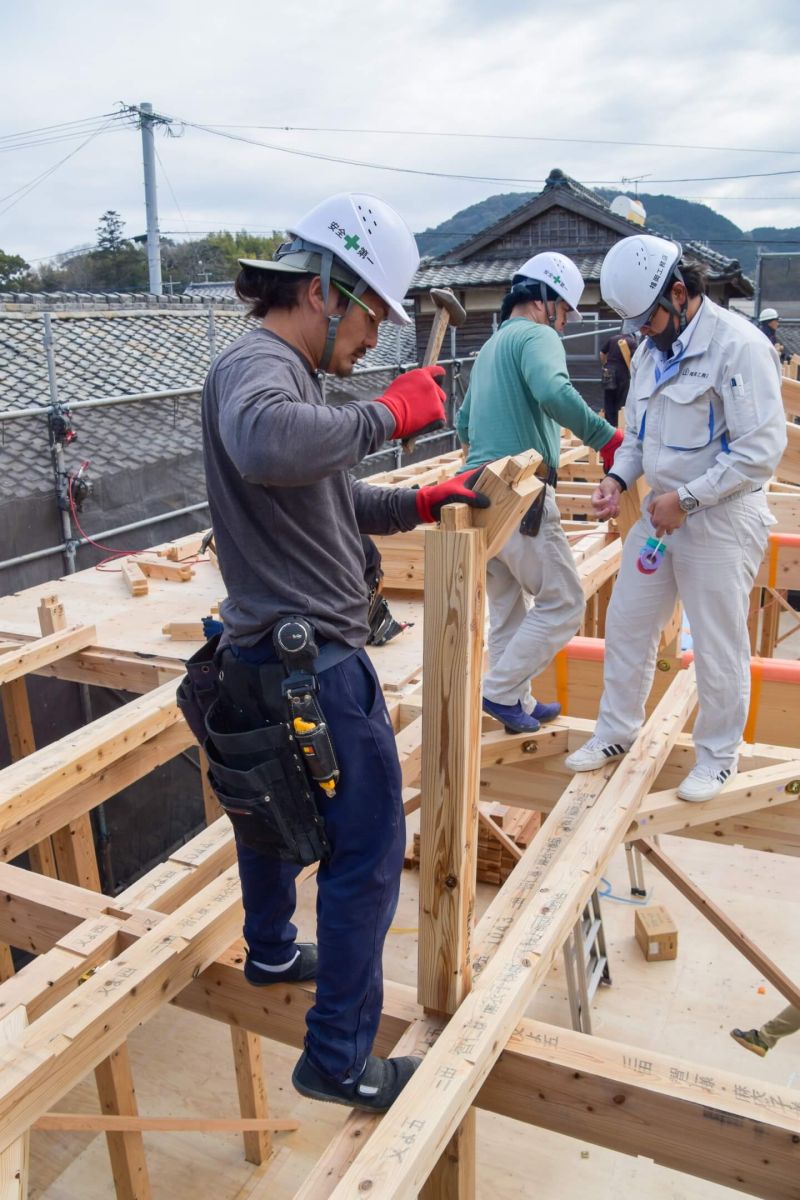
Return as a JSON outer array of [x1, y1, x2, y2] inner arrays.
[[634, 905, 678, 962]]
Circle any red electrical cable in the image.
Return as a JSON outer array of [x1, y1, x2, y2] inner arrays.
[[67, 461, 147, 571]]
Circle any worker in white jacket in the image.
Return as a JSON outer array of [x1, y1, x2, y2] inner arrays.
[[566, 235, 786, 802]]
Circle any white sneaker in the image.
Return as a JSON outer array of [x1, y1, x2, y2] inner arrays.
[[677, 764, 736, 803], [565, 736, 628, 773]]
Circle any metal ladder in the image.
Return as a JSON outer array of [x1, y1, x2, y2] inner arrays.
[[562, 889, 611, 1034]]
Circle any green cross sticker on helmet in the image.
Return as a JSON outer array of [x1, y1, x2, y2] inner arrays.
[[514, 252, 585, 323], [237, 194, 419, 326]]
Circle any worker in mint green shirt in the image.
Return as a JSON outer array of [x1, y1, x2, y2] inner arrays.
[[455, 252, 622, 735]]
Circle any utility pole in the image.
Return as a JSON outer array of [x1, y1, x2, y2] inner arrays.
[[139, 102, 163, 295]]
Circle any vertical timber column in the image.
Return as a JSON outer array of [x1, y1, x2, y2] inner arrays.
[[94, 1044, 153, 1200], [37, 595, 101, 891], [1, 673, 58, 982], [230, 1027, 272, 1165], [0, 1008, 29, 1197], [418, 504, 486, 1200]]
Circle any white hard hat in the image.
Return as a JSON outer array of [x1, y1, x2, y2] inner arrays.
[[241, 193, 419, 326], [600, 235, 683, 333], [514, 252, 584, 323], [759, 307, 779, 322]]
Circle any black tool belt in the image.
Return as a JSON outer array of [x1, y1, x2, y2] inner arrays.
[[176, 637, 330, 866], [520, 465, 558, 538]]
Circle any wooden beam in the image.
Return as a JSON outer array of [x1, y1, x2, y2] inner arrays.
[[478, 1018, 800, 1200], [776, 420, 800, 486], [417, 503, 485, 1198], [0, 679, 183, 859], [634, 837, 800, 1010], [418, 505, 485, 1015], [0, 1008, 28, 1200], [230, 1027, 272, 1166], [323, 667, 697, 1200], [0, 625, 97, 685], [121, 560, 149, 597], [135, 557, 194, 582], [629, 760, 800, 841], [4, 869, 798, 1200], [94, 1042, 153, 1200], [0, 865, 244, 1154], [468, 451, 543, 558], [33, 1113, 298, 1134]]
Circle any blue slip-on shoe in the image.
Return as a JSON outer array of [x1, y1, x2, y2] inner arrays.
[[292, 1049, 421, 1112], [482, 697, 540, 735], [244, 943, 318, 986], [531, 700, 561, 723]]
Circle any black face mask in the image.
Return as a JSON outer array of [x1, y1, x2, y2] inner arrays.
[[651, 316, 678, 354]]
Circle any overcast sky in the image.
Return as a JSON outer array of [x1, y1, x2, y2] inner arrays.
[[2, 0, 799, 265]]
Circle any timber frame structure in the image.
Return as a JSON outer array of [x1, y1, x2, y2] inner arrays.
[[0, 382, 799, 1199]]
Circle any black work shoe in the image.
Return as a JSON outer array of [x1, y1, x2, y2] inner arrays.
[[292, 1049, 422, 1112], [730, 1027, 769, 1057], [244, 943, 318, 986]]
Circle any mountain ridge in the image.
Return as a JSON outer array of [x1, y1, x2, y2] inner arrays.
[[415, 189, 800, 275]]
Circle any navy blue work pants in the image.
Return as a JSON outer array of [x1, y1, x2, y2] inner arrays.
[[235, 648, 405, 1081]]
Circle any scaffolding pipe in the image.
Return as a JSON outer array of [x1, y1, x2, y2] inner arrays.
[[0, 501, 210, 571], [0, 357, 478, 424]]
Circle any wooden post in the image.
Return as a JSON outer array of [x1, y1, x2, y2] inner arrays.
[[747, 587, 761, 655], [418, 504, 486, 1200], [94, 1043, 153, 1200], [759, 588, 782, 658], [418, 504, 486, 1014], [1, 678, 58, 881], [32, 600, 102, 890], [0, 1008, 28, 1199], [230, 1027, 272, 1166]]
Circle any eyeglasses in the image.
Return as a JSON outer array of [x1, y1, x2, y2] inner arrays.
[[641, 299, 664, 329], [332, 280, 377, 321]]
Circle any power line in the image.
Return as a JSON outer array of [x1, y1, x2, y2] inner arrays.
[[0, 118, 118, 217], [203, 123, 800, 158], [0, 112, 120, 143], [152, 111, 800, 188]]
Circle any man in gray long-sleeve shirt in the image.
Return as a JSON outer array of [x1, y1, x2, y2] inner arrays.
[[199, 192, 488, 1113]]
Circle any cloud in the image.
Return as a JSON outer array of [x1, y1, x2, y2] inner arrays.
[[1, 0, 798, 264]]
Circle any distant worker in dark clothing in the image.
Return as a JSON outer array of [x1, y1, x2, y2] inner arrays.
[[757, 308, 789, 363], [599, 331, 637, 427]]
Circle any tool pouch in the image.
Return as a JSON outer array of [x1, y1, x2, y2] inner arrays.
[[177, 642, 330, 866], [519, 469, 557, 538], [203, 703, 329, 865], [176, 633, 222, 744]]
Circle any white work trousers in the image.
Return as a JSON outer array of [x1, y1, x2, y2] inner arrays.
[[483, 488, 585, 707], [595, 491, 771, 771]]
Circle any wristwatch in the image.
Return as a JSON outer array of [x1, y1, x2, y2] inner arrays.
[[677, 486, 700, 514]]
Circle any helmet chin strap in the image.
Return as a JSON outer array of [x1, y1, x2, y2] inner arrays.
[[650, 267, 688, 354], [539, 282, 559, 327], [278, 237, 369, 374]]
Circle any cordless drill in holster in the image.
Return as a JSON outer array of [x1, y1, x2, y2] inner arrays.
[[273, 617, 340, 796]]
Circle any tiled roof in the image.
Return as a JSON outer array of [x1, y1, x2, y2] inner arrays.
[[412, 245, 744, 292], [413, 259, 523, 288], [0, 295, 418, 502], [430, 168, 746, 282]]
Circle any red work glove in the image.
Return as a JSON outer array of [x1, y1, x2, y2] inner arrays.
[[599, 428, 624, 474], [375, 366, 447, 441], [415, 466, 491, 524]]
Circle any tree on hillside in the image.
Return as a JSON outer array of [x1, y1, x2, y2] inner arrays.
[[206, 230, 284, 277], [96, 210, 127, 253], [0, 250, 33, 290]]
